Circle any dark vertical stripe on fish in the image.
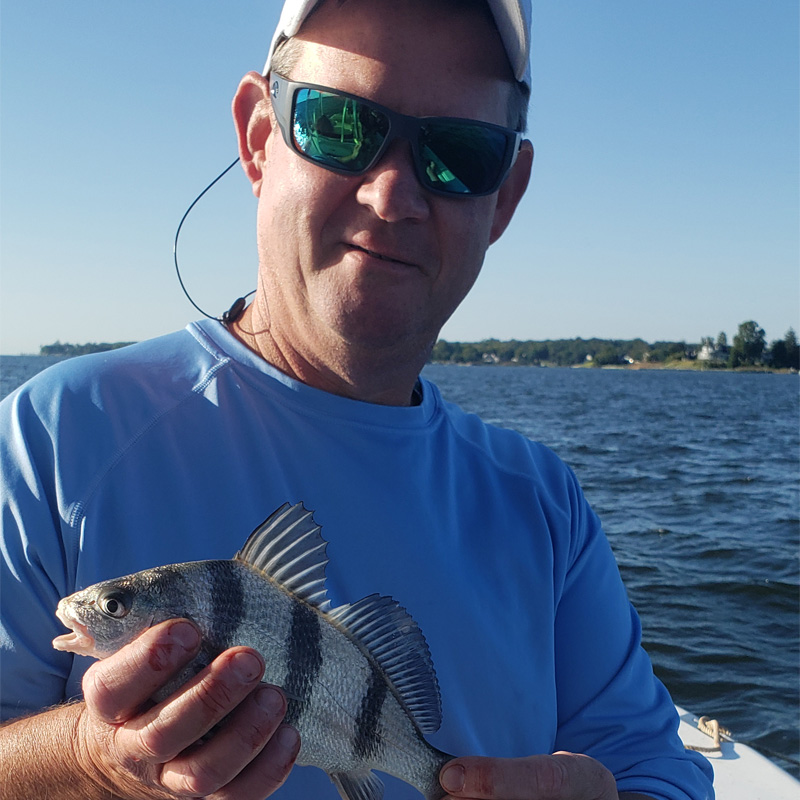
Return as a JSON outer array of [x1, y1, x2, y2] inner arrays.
[[353, 666, 388, 759], [284, 602, 323, 726], [209, 561, 245, 649]]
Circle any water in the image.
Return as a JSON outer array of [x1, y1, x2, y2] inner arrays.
[[422, 363, 800, 778], [1, 355, 71, 397], [3, 356, 799, 775]]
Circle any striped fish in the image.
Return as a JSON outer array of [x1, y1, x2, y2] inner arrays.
[[52, 503, 453, 800]]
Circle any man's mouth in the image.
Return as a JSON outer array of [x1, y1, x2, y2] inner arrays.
[[350, 244, 415, 268]]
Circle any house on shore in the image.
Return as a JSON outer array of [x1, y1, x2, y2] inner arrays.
[[697, 343, 729, 363]]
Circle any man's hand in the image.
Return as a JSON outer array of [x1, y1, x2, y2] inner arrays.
[[74, 618, 300, 799], [439, 754, 655, 800]]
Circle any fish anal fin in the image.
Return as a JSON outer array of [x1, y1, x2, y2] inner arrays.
[[327, 594, 443, 734], [235, 502, 331, 611], [329, 769, 384, 800]]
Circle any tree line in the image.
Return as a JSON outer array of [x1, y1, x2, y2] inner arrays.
[[39, 341, 135, 357], [430, 322, 799, 370], [38, 323, 800, 370]]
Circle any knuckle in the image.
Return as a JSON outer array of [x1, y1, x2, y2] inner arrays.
[[147, 639, 181, 673], [165, 761, 227, 798], [144, 628, 198, 675], [133, 721, 179, 763], [254, 741, 299, 794], [194, 675, 238, 717], [533, 756, 570, 797], [236, 715, 273, 753], [84, 666, 126, 723], [473, 762, 495, 797]]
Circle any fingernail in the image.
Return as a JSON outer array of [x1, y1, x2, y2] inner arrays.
[[256, 686, 285, 715], [276, 725, 299, 751], [167, 621, 200, 650], [231, 651, 263, 682], [441, 764, 465, 794]]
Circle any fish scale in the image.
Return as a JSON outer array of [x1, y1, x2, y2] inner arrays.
[[52, 502, 452, 800]]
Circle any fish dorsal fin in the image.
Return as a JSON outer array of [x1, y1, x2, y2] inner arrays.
[[328, 594, 442, 734], [235, 503, 331, 611]]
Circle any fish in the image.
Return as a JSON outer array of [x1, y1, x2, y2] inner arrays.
[[52, 502, 453, 800]]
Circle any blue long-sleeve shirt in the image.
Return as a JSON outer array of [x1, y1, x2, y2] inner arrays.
[[0, 319, 713, 799]]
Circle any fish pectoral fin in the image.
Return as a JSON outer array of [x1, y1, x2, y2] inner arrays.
[[329, 769, 384, 800]]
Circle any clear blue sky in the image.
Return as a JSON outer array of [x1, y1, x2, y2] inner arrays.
[[1, 1, 798, 354]]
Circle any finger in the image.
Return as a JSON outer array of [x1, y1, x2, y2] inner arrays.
[[439, 753, 617, 800], [166, 723, 300, 800], [118, 647, 266, 765], [159, 685, 293, 796], [84, 619, 201, 724], [210, 725, 301, 800]]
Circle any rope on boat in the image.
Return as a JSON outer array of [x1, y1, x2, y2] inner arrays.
[[684, 716, 731, 753], [684, 714, 800, 768]]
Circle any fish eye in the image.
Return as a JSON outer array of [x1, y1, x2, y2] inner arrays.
[[97, 591, 130, 619]]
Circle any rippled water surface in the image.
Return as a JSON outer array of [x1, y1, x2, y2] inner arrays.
[[1, 355, 71, 398], [423, 364, 799, 776], [3, 357, 798, 775]]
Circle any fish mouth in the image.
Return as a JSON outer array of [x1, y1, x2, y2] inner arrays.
[[52, 604, 97, 656]]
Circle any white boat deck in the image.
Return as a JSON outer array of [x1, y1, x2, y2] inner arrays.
[[676, 706, 799, 798]]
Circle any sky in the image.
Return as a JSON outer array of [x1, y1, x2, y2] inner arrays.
[[1, 1, 798, 354]]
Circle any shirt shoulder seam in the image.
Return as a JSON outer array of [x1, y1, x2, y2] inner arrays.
[[67, 350, 231, 528]]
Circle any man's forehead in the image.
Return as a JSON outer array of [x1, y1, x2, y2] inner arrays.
[[285, 0, 513, 82], [264, 0, 531, 89]]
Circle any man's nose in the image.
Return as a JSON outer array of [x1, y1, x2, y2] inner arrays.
[[355, 140, 431, 222]]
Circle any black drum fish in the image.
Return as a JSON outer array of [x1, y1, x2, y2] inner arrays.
[[52, 502, 452, 800]]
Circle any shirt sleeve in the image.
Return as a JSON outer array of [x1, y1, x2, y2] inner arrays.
[[1, 387, 78, 721], [552, 472, 714, 800]]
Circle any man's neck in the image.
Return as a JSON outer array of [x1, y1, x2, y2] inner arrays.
[[229, 305, 430, 407]]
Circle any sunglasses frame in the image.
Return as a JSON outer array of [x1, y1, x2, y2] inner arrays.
[[269, 72, 523, 198]]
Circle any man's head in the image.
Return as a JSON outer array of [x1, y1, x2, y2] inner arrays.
[[231, 0, 533, 403], [266, 0, 532, 132]]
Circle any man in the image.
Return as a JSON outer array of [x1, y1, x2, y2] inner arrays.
[[0, 0, 713, 798]]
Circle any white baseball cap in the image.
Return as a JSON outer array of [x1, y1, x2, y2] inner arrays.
[[262, 0, 532, 90]]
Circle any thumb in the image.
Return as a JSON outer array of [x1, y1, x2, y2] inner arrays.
[[439, 752, 617, 800]]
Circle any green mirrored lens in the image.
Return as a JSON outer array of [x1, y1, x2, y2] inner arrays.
[[419, 121, 508, 194], [284, 79, 515, 196], [292, 89, 389, 172]]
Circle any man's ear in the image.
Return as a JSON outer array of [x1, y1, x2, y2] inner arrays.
[[489, 139, 533, 244], [232, 71, 274, 196]]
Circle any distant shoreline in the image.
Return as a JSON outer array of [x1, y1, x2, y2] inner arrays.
[[37, 342, 136, 357], [1, 353, 795, 375], [3, 330, 797, 373], [428, 359, 797, 375], [0, 358, 796, 376], [581, 362, 796, 374]]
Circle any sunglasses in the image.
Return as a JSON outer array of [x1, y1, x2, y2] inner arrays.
[[269, 73, 523, 197]]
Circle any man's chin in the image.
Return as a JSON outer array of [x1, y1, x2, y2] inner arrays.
[[335, 312, 433, 355]]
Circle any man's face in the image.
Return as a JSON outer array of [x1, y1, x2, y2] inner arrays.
[[246, 0, 530, 372]]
